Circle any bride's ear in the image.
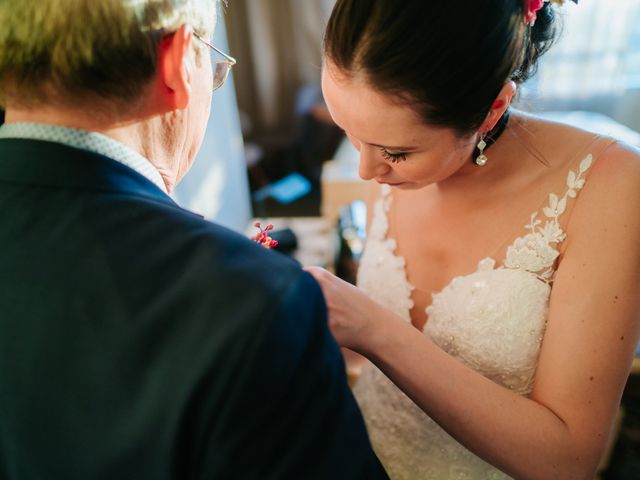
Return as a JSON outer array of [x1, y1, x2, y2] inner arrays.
[[479, 81, 516, 133]]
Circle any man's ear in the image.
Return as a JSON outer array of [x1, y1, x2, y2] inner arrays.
[[479, 81, 517, 133], [157, 24, 194, 111]]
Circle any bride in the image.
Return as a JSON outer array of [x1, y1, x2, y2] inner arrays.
[[307, 0, 640, 479]]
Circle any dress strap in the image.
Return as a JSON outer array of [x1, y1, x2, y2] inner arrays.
[[502, 138, 606, 282]]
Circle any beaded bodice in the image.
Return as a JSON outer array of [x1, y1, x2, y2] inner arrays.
[[354, 155, 594, 479]]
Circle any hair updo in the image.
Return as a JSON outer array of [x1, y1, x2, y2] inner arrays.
[[323, 0, 560, 135]]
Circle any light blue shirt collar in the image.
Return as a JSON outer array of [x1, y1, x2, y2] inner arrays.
[[0, 122, 168, 193]]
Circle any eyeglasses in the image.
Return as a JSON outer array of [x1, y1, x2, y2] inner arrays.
[[193, 32, 237, 91]]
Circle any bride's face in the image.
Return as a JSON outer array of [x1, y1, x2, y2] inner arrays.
[[321, 61, 477, 189]]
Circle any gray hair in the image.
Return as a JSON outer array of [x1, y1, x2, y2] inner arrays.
[[0, 0, 218, 110]]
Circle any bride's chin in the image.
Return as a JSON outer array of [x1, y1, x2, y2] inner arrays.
[[381, 181, 422, 190]]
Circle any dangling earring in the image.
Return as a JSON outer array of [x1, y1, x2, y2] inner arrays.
[[472, 111, 510, 166], [474, 134, 488, 166]]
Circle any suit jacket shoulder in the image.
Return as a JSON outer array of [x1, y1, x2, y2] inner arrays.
[[0, 139, 387, 480]]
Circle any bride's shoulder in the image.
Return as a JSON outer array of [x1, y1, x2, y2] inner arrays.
[[582, 139, 640, 202], [512, 110, 640, 172], [513, 110, 606, 145]]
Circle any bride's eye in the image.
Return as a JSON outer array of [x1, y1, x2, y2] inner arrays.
[[379, 147, 408, 163]]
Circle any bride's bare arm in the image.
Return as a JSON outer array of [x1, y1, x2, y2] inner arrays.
[[307, 143, 640, 480]]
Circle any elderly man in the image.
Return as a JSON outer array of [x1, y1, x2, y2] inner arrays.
[[0, 1, 387, 479]]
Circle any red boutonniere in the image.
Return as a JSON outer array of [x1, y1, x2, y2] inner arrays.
[[252, 222, 279, 249]]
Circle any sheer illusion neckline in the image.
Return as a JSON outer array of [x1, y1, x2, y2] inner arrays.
[[369, 153, 595, 330]]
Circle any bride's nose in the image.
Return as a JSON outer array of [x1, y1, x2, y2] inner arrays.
[[359, 147, 390, 181]]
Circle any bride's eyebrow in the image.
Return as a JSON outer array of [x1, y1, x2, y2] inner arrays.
[[338, 128, 419, 151], [370, 142, 419, 151]]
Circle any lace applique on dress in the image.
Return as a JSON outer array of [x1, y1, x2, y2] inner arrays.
[[354, 155, 595, 480], [504, 154, 593, 281]]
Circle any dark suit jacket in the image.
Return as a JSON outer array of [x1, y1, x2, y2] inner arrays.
[[0, 139, 387, 480]]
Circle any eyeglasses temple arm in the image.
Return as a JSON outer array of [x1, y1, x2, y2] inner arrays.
[[193, 32, 237, 65]]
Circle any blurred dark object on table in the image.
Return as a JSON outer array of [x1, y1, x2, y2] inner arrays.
[[334, 200, 367, 285], [270, 228, 299, 256], [0, 109, 4, 126]]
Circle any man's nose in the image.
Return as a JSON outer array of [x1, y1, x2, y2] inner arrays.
[[358, 147, 389, 181]]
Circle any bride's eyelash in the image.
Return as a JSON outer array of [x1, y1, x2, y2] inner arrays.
[[379, 148, 408, 163]]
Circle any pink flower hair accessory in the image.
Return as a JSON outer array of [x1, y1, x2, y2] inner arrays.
[[524, 0, 544, 25], [252, 222, 279, 249], [524, 0, 579, 26]]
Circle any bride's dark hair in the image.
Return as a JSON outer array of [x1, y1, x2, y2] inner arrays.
[[324, 0, 559, 135]]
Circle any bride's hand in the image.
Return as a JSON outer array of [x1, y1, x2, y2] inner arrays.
[[305, 266, 390, 352]]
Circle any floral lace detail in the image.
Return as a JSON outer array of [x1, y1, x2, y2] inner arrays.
[[504, 154, 593, 281]]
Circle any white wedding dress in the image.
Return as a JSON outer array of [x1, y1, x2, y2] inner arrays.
[[353, 154, 595, 480]]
